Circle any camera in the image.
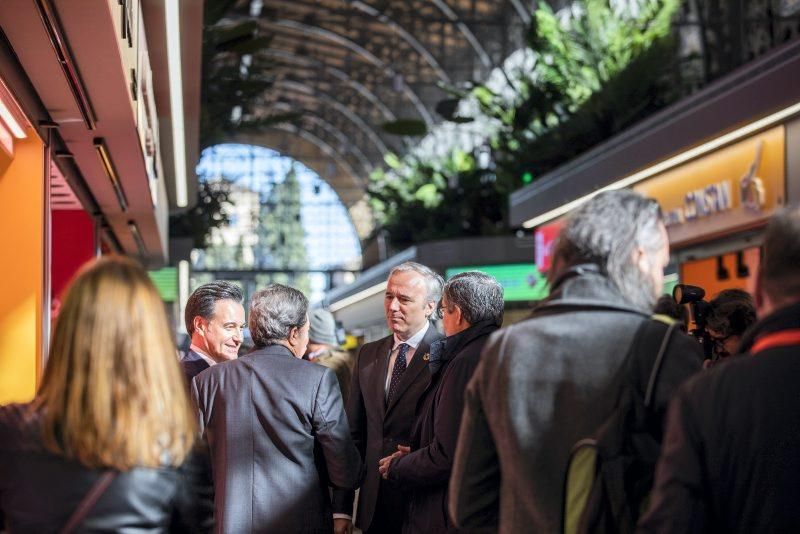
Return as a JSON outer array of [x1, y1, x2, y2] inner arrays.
[[672, 284, 713, 359]]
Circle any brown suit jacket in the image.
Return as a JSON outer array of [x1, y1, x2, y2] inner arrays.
[[314, 347, 355, 404], [333, 323, 442, 530]]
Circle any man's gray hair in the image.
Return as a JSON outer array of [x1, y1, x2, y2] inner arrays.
[[249, 284, 309, 348], [443, 271, 504, 326], [388, 261, 444, 319], [184, 281, 243, 335], [550, 190, 665, 310]]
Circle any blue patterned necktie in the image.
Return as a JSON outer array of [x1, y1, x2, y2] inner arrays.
[[387, 343, 409, 405]]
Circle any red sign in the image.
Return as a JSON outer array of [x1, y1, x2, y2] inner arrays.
[[534, 219, 565, 272]]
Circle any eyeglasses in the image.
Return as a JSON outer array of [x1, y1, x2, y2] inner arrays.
[[439, 301, 455, 315]]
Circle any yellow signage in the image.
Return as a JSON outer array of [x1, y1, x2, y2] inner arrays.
[[634, 126, 785, 247]]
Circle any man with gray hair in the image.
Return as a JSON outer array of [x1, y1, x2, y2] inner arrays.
[[378, 271, 504, 533], [180, 280, 245, 382], [449, 190, 702, 533], [192, 284, 361, 533], [333, 262, 444, 534]]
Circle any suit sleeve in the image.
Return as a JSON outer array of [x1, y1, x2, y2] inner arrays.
[[637, 382, 709, 533], [389, 355, 478, 488], [448, 356, 501, 530], [169, 442, 215, 533], [312, 368, 362, 491], [190, 378, 206, 437], [332, 345, 368, 516]]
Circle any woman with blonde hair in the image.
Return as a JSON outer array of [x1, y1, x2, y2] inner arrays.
[[0, 256, 213, 532]]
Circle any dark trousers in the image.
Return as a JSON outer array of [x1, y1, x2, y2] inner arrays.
[[364, 480, 404, 534]]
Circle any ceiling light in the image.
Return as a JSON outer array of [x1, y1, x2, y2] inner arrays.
[[0, 78, 28, 138], [94, 138, 129, 212], [128, 220, 147, 256], [165, 0, 188, 208]]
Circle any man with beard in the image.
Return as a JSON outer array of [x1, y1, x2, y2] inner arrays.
[[449, 190, 702, 533], [378, 271, 504, 533]]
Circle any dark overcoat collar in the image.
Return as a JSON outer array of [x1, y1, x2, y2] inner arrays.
[[428, 320, 499, 374], [738, 301, 800, 354]]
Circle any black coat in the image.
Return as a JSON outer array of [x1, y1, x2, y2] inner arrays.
[[449, 266, 703, 533], [333, 323, 443, 531], [640, 301, 800, 534], [389, 320, 499, 534], [0, 403, 213, 533]]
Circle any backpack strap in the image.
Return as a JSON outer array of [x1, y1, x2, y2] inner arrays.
[[644, 321, 679, 409], [59, 471, 117, 534], [563, 439, 599, 534], [561, 317, 678, 534]]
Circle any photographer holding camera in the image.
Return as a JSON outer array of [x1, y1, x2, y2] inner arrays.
[[706, 289, 757, 362], [673, 285, 757, 366]]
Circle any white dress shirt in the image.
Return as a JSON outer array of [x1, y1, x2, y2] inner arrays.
[[384, 322, 430, 394], [189, 343, 218, 368]]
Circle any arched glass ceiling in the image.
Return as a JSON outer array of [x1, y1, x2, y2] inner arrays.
[[191, 144, 361, 301]]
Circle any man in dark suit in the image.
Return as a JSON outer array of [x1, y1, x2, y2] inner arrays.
[[639, 206, 800, 533], [180, 281, 245, 382], [192, 284, 361, 533], [379, 271, 504, 533], [333, 262, 444, 534]]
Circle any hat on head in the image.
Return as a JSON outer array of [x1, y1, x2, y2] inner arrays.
[[308, 308, 338, 346]]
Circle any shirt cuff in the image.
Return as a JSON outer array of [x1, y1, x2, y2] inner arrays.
[[333, 514, 352, 520]]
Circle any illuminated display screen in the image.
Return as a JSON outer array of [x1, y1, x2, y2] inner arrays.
[[148, 267, 177, 302], [445, 263, 549, 302]]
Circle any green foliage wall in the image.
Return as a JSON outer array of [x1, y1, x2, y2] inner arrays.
[[368, 0, 681, 249]]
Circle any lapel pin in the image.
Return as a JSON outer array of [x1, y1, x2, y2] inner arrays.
[[423, 353, 430, 361]]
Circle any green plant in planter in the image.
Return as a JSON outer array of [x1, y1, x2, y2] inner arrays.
[[368, 148, 517, 248]]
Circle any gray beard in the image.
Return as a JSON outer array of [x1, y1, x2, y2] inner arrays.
[[615, 267, 658, 312]]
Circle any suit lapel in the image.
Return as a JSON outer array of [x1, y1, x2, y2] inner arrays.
[[385, 324, 438, 416], [370, 336, 393, 419]]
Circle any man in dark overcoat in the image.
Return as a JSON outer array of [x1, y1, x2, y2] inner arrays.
[[449, 191, 702, 533], [379, 271, 504, 533]]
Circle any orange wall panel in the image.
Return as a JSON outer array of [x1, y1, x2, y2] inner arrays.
[[680, 246, 761, 300], [0, 133, 45, 405]]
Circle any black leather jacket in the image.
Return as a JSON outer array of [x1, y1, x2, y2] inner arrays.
[[0, 403, 214, 533]]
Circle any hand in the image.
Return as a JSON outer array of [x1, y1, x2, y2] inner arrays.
[[333, 518, 353, 534], [378, 445, 411, 479]]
